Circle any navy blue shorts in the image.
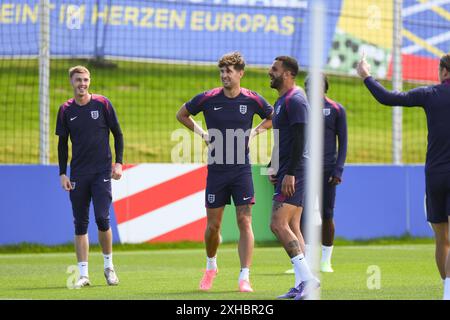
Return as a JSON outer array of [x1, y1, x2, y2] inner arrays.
[[69, 171, 112, 235], [425, 171, 450, 223], [273, 171, 305, 207], [205, 166, 255, 208], [322, 170, 337, 219]]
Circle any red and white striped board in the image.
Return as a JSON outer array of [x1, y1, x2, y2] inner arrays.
[[112, 164, 207, 243]]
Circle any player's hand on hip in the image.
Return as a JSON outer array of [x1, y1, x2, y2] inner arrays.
[[281, 174, 295, 197], [249, 128, 257, 141], [112, 163, 123, 180], [328, 176, 342, 186], [202, 132, 210, 146], [267, 167, 277, 185], [356, 52, 371, 79], [60, 174, 72, 191], [268, 174, 277, 185]]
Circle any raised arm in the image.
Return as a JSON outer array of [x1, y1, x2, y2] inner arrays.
[[363, 77, 426, 107], [357, 55, 426, 107]]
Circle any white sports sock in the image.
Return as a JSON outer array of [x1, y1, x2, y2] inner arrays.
[[78, 262, 88, 278], [103, 253, 114, 270], [239, 268, 250, 282], [206, 256, 217, 271], [305, 244, 312, 265], [291, 254, 314, 287], [321, 245, 334, 264], [290, 258, 301, 286], [444, 278, 450, 300]]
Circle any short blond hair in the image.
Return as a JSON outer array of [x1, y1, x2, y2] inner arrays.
[[218, 51, 245, 71], [69, 65, 90, 78]]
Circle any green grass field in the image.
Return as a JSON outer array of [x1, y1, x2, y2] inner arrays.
[[0, 243, 441, 300], [0, 59, 428, 165]]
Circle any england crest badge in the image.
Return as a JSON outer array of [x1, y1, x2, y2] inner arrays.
[[208, 194, 215, 204], [239, 105, 247, 115], [323, 108, 331, 116], [91, 110, 99, 119]]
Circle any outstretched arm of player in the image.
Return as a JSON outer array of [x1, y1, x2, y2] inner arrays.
[[58, 135, 72, 191], [250, 112, 273, 140], [176, 104, 210, 144], [357, 54, 426, 107], [110, 124, 124, 180]]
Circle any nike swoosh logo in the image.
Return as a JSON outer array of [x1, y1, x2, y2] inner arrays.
[[243, 196, 252, 200], [103, 179, 110, 182], [214, 107, 222, 111], [70, 117, 77, 121]]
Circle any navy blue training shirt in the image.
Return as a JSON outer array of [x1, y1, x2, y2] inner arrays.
[[185, 87, 273, 170], [56, 94, 121, 176], [323, 96, 348, 178], [272, 86, 309, 174], [364, 77, 450, 173]]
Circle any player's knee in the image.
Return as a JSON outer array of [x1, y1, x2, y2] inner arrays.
[[96, 218, 110, 232], [75, 223, 89, 235], [237, 215, 252, 229], [270, 220, 286, 236], [206, 222, 221, 234], [436, 233, 450, 246], [270, 222, 278, 235], [289, 224, 300, 235], [432, 224, 449, 244], [288, 217, 299, 228]]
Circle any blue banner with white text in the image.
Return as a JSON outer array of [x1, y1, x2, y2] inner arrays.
[[0, 0, 342, 67]]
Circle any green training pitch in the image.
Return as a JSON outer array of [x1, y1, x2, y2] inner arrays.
[[0, 244, 441, 300]]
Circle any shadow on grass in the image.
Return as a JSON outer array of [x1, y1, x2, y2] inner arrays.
[[162, 290, 238, 297]]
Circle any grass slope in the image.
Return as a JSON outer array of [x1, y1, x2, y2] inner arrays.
[[0, 59, 427, 164]]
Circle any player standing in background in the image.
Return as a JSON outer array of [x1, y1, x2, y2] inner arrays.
[[56, 66, 124, 288], [267, 56, 320, 300], [176, 52, 273, 293], [304, 74, 348, 273], [357, 53, 450, 300]]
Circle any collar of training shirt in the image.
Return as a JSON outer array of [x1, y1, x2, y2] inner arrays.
[[442, 79, 450, 85]]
